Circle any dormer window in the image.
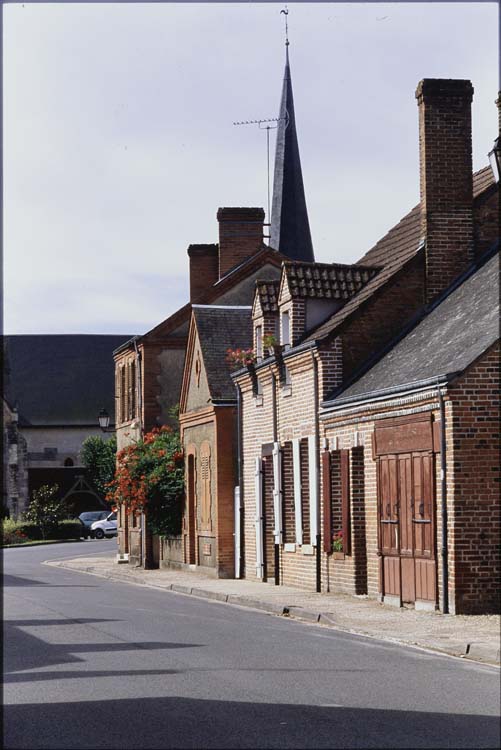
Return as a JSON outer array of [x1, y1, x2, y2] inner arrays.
[[281, 310, 291, 350], [255, 325, 263, 361]]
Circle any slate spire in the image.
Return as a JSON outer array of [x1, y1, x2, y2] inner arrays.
[[270, 45, 315, 262]]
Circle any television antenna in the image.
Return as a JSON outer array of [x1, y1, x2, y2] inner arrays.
[[233, 115, 289, 226]]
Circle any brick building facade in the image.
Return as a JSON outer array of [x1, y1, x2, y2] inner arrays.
[[232, 78, 499, 613]]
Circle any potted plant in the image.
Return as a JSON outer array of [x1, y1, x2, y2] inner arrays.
[[262, 333, 279, 357], [225, 347, 256, 370], [332, 530, 344, 558]]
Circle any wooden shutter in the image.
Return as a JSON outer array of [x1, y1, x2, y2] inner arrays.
[[321, 451, 332, 554], [272, 442, 283, 544], [378, 455, 399, 555], [254, 457, 264, 578], [292, 438, 303, 545], [200, 441, 212, 531], [340, 449, 351, 555], [308, 435, 318, 542]]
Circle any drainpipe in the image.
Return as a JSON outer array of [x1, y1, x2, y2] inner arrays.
[[133, 339, 147, 568], [437, 382, 449, 614], [236, 384, 244, 579], [271, 371, 280, 585], [311, 350, 321, 593]]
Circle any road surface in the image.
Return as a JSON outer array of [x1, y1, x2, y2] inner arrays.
[[4, 542, 500, 749]]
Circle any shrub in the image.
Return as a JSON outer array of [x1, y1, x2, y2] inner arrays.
[[23, 485, 66, 540], [2, 520, 42, 544], [106, 426, 184, 537], [55, 520, 84, 539]]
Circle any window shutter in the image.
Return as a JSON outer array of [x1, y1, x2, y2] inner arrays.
[[321, 450, 332, 554], [292, 438, 303, 545], [340, 449, 351, 555], [254, 457, 264, 578], [308, 435, 319, 541], [272, 442, 283, 544]]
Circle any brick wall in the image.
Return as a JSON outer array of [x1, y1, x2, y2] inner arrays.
[[217, 207, 265, 278], [340, 256, 425, 380], [416, 78, 475, 303], [448, 342, 500, 614]]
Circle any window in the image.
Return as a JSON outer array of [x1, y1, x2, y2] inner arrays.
[[129, 361, 136, 420], [64, 458, 74, 467], [255, 325, 263, 360], [120, 366, 126, 423], [281, 310, 291, 349]]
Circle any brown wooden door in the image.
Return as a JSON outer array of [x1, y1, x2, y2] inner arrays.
[[378, 452, 436, 605]]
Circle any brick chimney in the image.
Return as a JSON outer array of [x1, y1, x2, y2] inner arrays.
[[416, 79, 475, 303], [217, 207, 265, 279], [187, 244, 219, 303]]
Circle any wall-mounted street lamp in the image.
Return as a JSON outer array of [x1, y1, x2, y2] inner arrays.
[[488, 136, 500, 183], [98, 408, 114, 433]]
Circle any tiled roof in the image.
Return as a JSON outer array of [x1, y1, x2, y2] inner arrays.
[[305, 166, 496, 343], [327, 250, 499, 404], [284, 261, 380, 300], [255, 280, 280, 313], [193, 306, 253, 401], [4, 335, 133, 426]]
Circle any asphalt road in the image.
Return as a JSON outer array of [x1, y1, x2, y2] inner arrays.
[[4, 542, 500, 750]]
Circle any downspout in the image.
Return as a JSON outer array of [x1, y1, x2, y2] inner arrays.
[[133, 339, 147, 568], [311, 350, 321, 593], [272, 371, 280, 585], [236, 383, 244, 579], [437, 381, 449, 614]]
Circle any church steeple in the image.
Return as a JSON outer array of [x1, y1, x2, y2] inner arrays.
[[270, 35, 315, 262]]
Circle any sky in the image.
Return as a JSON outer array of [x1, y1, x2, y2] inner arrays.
[[4, 1, 499, 335]]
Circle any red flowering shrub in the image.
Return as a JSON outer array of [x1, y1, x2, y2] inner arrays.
[[106, 426, 184, 537], [226, 347, 256, 369]]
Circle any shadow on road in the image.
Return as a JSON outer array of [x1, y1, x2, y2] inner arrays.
[[3, 574, 98, 588], [4, 619, 203, 673], [4, 695, 500, 749]]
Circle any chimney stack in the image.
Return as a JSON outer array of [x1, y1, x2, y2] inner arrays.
[[217, 207, 265, 279], [416, 79, 474, 303], [187, 244, 219, 303]]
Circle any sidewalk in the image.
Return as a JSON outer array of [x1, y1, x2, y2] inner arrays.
[[45, 555, 500, 666]]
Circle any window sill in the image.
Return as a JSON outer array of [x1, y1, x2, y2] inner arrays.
[[254, 395, 263, 407], [301, 544, 314, 556], [283, 543, 296, 553], [281, 386, 292, 397]]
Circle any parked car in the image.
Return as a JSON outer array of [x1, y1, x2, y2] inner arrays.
[[78, 511, 109, 539], [91, 512, 118, 539]]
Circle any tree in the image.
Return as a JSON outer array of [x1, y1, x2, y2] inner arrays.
[[24, 484, 65, 540], [106, 426, 184, 537], [80, 435, 117, 498]]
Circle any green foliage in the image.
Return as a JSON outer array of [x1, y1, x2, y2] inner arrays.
[[2, 517, 82, 545], [2, 519, 38, 544], [81, 435, 117, 498], [23, 485, 65, 540], [107, 426, 184, 537]]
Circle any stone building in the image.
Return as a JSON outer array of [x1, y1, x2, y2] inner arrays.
[[233, 78, 500, 613], [3, 334, 130, 518]]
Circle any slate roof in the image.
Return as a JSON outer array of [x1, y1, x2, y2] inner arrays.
[[270, 47, 314, 262], [283, 261, 380, 300], [255, 280, 279, 313], [305, 166, 495, 343], [193, 306, 253, 401], [3, 335, 132, 426], [325, 251, 499, 405]]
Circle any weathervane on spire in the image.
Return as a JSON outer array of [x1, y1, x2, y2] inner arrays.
[[280, 6, 289, 47]]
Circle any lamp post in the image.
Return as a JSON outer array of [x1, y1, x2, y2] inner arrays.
[[97, 409, 114, 433], [488, 136, 501, 183]]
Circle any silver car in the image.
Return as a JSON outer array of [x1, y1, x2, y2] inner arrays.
[[90, 512, 118, 539]]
